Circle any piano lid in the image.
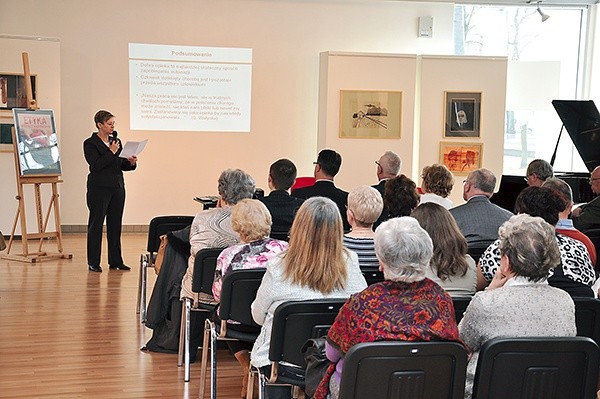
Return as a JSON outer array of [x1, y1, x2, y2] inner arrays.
[[552, 100, 600, 172]]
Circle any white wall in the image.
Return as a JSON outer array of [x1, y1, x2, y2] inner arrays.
[[1, 0, 455, 228]]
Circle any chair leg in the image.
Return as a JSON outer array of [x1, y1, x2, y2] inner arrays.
[[210, 320, 217, 399], [184, 298, 191, 382], [199, 318, 212, 399], [177, 299, 187, 367], [136, 254, 145, 315], [140, 255, 148, 323], [247, 367, 256, 399]]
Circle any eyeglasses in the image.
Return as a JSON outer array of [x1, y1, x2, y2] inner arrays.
[[313, 161, 319, 165], [589, 177, 600, 183], [375, 161, 381, 166]]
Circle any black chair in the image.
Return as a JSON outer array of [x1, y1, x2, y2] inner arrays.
[[136, 215, 193, 322], [248, 298, 348, 398], [575, 297, 600, 345], [338, 341, 468, 399], [177, 247, 225, 382], [269, 230, 290, 241], [199, 268, 265, 399], [467, 240, 494, 265], [472, 336, 600, 399], [361, 268, 385, 286], [452, 296, 472, 324]]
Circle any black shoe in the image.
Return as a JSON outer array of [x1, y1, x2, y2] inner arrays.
[[109, 264, 131, 271], [88, 264, 102, 272]]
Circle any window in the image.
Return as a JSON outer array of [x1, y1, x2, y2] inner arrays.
[[454, 5, 588, 174]]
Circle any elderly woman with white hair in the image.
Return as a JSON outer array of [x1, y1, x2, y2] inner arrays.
[[343, 185, 384, 268], [313, 217, 461, 399], [459, 214, 576, 398]]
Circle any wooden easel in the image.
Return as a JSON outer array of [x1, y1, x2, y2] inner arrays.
[[2, 53, 72, 263]]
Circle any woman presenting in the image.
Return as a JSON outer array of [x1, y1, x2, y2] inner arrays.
[[84, 110, 137, 272]]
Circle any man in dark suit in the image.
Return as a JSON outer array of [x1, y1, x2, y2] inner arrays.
[[259, 159, 304, 239], [450, 168, 513, 245], [291, 149, 350, 230], [372, 151, 402, 228]]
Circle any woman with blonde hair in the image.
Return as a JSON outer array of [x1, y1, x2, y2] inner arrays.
[[250, 197, 367, 398], [211, 199, 288, 398], [411, 202, 477, 296], [420, 164, 454, 209]]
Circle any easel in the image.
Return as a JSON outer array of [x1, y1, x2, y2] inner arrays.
[[2, 53, 72, 263]]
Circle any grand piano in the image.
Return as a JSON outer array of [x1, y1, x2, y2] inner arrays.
[[491, 100, 600, 212]]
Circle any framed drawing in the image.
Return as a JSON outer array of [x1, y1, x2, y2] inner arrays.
[[444, 91, 481, 138], [340, 90, 402, 139], [0, 73, 37, 110], [13, 108, 62, 176], [439, 142, 482, 175]]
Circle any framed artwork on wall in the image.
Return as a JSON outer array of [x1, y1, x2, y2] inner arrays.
[[443, 91, 481, 138], [339, 90, 402, 139], [13, 108, 61, 176], [439, 141, 483, 175], [0, 73, 37, 111]]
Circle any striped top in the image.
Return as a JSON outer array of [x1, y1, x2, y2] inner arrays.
[[343, 236, 378, 268]]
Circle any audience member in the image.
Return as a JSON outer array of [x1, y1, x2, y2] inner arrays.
[[479, 186, 596, 297], [250, 197, 367, 399], [372, 151, 401, 227], [572, 165, 600, 232], [258, 159, 304, 238], [412, 203, 477, 296], [449, 168, 513, 245], [459, 214, 576, 398], [525, 158, 553, 187], [314, 217, 461, 399], [291, 149, 350, 231], [180, 169, 255, 362], [211, 199, 288, 398], [343, 186, 383, 269], [543, 177, 597, 265], [419, 164, 454, 209], [372, 150, 402, 195], [381, 175, 419, 221]]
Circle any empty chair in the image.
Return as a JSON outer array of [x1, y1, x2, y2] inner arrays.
[[178, 247, 225, 382], [472, 336, 600, 399], [199, 268, 265, 399], [137, 215, 193, 322], [338, 341, 468, 399]]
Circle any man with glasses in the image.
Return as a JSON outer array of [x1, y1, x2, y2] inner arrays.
[[525, 159, 553, 187], [572, 166, 600, 232]]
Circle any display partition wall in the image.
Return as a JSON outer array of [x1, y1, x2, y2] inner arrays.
[[318, 52, 507, 206]]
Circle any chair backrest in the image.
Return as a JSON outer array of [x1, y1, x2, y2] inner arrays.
[[269, 230, 290, 242], [147, 215, 194, 252], [574, 297, 600, 345], [361, 268, 384, 286], [584, 228, 600, 270], [452, 296, 472, 324], [269, 298, 347, 368], [291, 176, 315, 191], [219, 268, 266, 327], [467, 240, 494, 264], [191, 247, 225, 294], [472, 336, 600, 399], [339, 341, 468, 399]]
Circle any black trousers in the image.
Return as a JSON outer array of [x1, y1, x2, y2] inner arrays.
[[86, 186, 126, 267]]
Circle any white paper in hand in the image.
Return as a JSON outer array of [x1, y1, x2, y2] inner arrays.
[[119, 139, 148, 158]]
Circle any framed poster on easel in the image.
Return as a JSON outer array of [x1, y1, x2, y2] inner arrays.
[[12, 108, 61, 176]]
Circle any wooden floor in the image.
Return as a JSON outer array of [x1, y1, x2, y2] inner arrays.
[[0, 233, 244, 398]]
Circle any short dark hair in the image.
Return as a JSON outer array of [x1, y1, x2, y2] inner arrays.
[[526, 159, 554, 181], [383, 175, 420, 218], [94, 110, 114, 128], [514, 186, 565, 226], [269, 159, 297, 190], [316, 149, 342, 177]]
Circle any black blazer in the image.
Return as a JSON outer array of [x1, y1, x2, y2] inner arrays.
[[83, 133, 136, 188], [291, 180, 350, 231], [259, 190, 304, 234]]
